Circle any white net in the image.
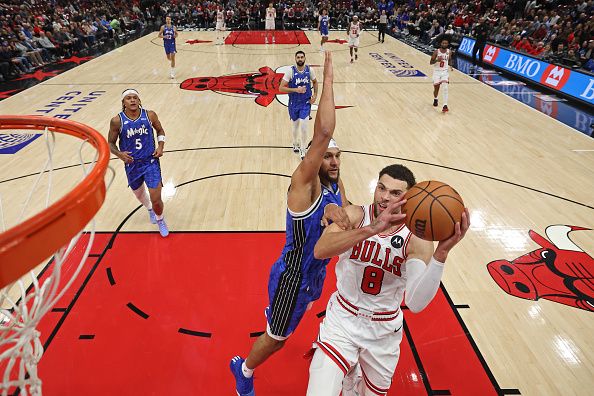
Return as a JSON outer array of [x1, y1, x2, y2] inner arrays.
[[0, 126, 113, 396]]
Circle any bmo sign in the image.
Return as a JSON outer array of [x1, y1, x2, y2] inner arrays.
[[457, 36, 594, 106], [504, 54, 541, 77]]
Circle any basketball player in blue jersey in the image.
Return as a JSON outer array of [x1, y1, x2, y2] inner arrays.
[[318, 8, 330, 52], [158, 16, 178, 79], [108, 89, 170, 237], [230, 52, 351, 396], [279, 51, 318, 160]]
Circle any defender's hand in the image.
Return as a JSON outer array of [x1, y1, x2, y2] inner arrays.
[[322, 204, 351, 230]]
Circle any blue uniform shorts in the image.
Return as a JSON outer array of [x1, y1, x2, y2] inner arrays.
[[125, 158, 162, 190], [164, 41, 176, 55], [265, 258, 325, 339], [288, 103, 311, 121]]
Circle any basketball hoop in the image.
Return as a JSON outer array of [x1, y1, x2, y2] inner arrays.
[[0, 116, 112, 396]]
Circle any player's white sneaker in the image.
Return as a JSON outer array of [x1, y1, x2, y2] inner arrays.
[[157, 218, 169, 237], [292, 142, 299, 153]]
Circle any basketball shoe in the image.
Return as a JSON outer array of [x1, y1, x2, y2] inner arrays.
[[433, 98, 438, 107], [230, 356, 255, 396], [157, 218, 169, 237], [442, 105, 449, 113]]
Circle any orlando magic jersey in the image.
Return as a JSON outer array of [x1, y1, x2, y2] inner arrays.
[[267, 182, 342, 337], [319, 15, 329, 35], [118, 109, 155, 160], [288, 65, 312, 108], [163, 25, 175, 42]]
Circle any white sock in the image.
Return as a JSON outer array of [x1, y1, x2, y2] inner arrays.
[[132, 186, 152, 210], [292, 119, 300, 146], [299, 118, 308, 150], [242, 361, 253, 378], [442, 84, 449, 105], [156, 213, 164, 221]]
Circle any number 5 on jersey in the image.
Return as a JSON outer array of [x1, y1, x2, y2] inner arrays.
[[135, 138, 142, 150]]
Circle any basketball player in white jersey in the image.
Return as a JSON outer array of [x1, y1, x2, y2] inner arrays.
[[430, 36, 453, 113], [265, 2, 276, 44], [307, 164, 470, 396], [348, 15, 362, 63], [215, 6, 225, 45]]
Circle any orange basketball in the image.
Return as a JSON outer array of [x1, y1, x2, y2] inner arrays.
[[401, 181, 464, 241]]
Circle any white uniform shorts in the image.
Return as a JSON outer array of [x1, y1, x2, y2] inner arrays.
[[348, 36, 360, 47], [265, 19, 275, 30], [433, 70, 449, 85], [311, 292, 404, 395], [216, 21, 224, 31]]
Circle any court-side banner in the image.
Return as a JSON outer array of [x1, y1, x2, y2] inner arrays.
[[458, 36, 594, 106]]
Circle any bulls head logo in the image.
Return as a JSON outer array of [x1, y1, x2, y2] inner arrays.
[[180, 66, 352, 109], [487, 225, 593, 312]]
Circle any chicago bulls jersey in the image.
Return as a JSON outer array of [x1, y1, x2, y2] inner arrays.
[[266, 7, 276, 20], [336, 205, 412, 312], [433, 48, 450, 72], [349, 22, 361, 38], [217, 11, 224, 23]]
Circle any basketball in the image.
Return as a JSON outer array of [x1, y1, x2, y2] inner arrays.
[[402, 181, 464, 241]]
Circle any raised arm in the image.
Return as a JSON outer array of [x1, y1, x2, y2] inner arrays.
[[314, 199, 406, 259], [404, 208, 470, 312]]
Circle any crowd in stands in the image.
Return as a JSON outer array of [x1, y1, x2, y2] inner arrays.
[[387, 0, 593, 71], [0, 0, 592, 83]]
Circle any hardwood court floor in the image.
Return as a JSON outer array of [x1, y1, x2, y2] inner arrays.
[[0, 30, 593, 395]]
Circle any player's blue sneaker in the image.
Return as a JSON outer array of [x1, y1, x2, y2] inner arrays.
[[230, 356, 254, 396], [156, 218, 169, 237], [148, 209, 157, 224]]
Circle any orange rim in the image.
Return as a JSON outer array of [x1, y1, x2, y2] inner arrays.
[[0, 116, 109, 289]]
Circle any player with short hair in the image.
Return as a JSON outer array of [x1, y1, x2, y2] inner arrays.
[[348, 15, 361, 63], [279, 50, 318, 159], [318, 8, 330, 51], [306, 164, 469, 396], [230, 52, 351, 396], [158, 16, 178, 79], [215, 6, 225, 45], [430, 36, 453, 112], [265, 2, 276, 44], [108, 89, 170, 237]]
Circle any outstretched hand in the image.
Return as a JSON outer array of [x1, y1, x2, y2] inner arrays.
[[434, 208, 470, 262], [368, 200, 407, 235]]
